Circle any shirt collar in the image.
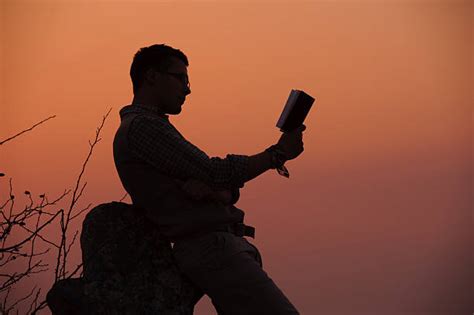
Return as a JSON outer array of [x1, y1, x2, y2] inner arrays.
[[119, 103, 170, 121]]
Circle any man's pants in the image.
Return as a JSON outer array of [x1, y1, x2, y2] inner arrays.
[[172, 232, 299, 315]]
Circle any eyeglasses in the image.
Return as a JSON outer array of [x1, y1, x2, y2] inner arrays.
[[160, 71, 190, 92]]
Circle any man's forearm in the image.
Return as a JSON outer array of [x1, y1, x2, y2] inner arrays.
[[178, 150, 274, 191], [244, 150, 274, 183]]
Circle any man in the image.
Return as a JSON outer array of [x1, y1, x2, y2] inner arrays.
[[113, 44, 306, 315]]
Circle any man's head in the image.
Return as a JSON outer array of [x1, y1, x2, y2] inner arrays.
[[130, 44, 190, 115]]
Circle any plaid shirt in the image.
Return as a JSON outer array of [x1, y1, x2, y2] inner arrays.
[[119, 104, 249, 190]]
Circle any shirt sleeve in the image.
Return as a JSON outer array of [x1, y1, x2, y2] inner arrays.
[[127, 114, 249, 190]]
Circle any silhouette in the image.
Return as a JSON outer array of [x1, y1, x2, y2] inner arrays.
[[114, 44, 306, 314], [48, 44, 306, 314]]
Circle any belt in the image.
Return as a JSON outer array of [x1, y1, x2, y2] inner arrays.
[[216, 222, 255, 238]]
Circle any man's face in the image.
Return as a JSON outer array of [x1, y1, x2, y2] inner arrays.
[[148, 56, 191, 115]]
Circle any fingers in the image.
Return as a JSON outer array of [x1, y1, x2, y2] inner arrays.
[[286, 124, 306, 135], [293, 124, 306, 133], [296, 125, 305, 140]]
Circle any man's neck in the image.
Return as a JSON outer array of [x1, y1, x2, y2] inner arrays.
[[132, 97, 163, 111], [130, 99, 169, 118]]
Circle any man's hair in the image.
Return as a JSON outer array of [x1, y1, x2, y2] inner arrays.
[[130, 44, 189, 95]]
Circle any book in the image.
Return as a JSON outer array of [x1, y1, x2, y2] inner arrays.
[[276, 89, 315, 132]]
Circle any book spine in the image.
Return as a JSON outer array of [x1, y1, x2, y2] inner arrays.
[[276, 90, 298, 129]]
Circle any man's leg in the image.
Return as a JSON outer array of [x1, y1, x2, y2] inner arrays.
[[172, 232, 299, 315]]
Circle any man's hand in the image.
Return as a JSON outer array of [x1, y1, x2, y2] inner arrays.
[[179, 179, 234, 204], [276, 124, 306, 160]]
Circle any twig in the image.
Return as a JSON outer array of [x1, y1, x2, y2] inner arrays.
[[0, 210, 62, 253], [4, 285, 37, 314], [119, 192, 129, 202], [0, 115, 56, 146], [1, 108, 113, 313], [70, 203, 92, 221], [57, 107, 112, 280]]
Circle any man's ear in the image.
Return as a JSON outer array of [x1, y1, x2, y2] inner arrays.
[[144, 68, 158, 85]]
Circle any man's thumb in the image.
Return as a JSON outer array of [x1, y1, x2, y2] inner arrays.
[[296, 124, 306, 132]]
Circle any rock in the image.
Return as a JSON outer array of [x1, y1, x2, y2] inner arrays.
[[46, 278, 85, 315], [47, 202, 202, 315]]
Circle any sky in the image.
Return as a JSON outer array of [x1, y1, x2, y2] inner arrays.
[[0, 0, 472, 314]]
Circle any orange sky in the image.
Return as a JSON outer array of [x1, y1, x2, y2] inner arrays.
[[1, 0, 472, 314]]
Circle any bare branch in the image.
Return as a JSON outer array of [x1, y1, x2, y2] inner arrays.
[[1, 260, 47, 292], [56, 107, 112, 280], [65, 230, 79, 257], [0, 210, 62, 253], [1, 108, 113, 312], [5, 285, 37, 313], [73, 182, 87, 205], [119, 192, 129, 202], [19, 224, 59, 249], [66, 262, 83, 280], [26, 287, 41, 314], [67, 108, 112, 222], [70, 203, 92, 221], [0, 115, 56, 146], [30, 298, 48, 315]]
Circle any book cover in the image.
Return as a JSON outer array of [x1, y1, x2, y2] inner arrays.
[[276, 89, 315, 132]]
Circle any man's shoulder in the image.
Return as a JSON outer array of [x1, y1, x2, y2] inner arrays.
[[120, 111, 185, 146]]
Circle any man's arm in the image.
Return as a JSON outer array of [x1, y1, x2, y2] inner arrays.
[[128, 115, 248, 190], [129, 115, 306, 189], [244, 151, 273, 183], [244, 124, 306, 182]]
